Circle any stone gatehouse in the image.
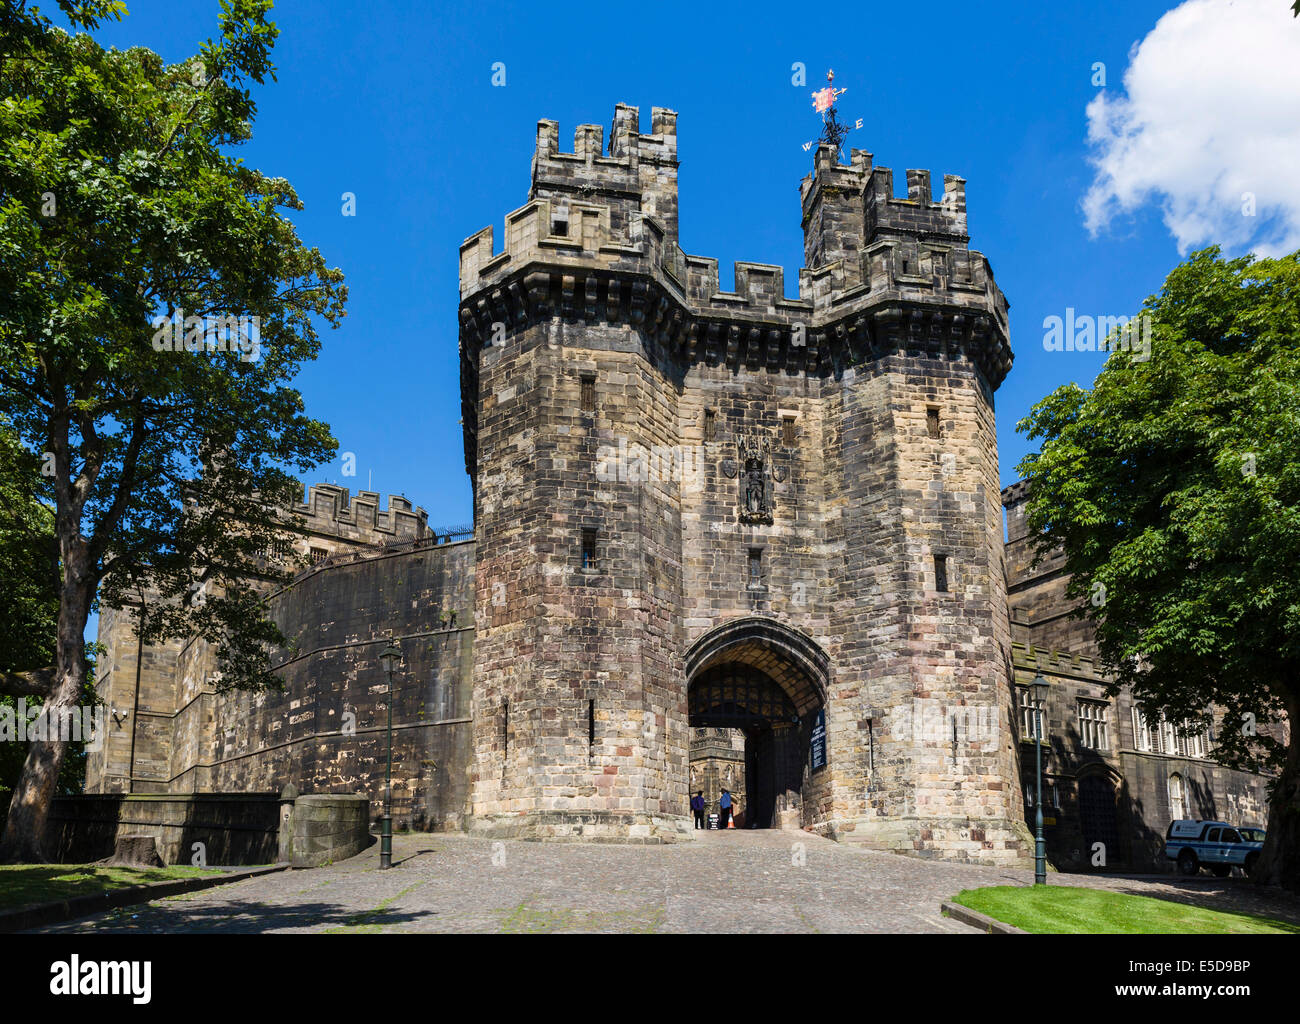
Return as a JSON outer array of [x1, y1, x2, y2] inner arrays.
[[86, 104, 1273, 869]]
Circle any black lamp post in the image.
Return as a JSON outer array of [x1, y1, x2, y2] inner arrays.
[[1032, 671, 1050, 885], [378, 640, 402, 869]]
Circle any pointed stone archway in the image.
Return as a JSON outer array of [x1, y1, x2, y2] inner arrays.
[[685, 618, 830, 830]]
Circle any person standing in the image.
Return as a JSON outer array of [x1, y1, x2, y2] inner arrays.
[[690, 791, 706, 829], [719, 788, 733, 830]]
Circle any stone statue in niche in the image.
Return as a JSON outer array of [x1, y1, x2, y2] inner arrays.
[[737, 436, 774, 524]]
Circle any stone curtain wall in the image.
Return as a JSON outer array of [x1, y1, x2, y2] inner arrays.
[[88, 518, 477, 833], [206, 539, 476, 831], [44, 792, 371, 867], [1008, 639, 1274, 872], [44, 793, 282, 865], [1003, 482, 1100, 657], [89, 485, 436, 799], [1003, 485, 1275, 871]]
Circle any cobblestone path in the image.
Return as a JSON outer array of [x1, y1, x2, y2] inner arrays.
[[31, 829, 1300, 934]]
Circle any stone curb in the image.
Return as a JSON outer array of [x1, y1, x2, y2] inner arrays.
[[940, 900, 1027, 934], [0, 864, 289, 934]]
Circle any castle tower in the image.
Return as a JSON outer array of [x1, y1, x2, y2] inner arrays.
[[459, 107, 1029, 861]]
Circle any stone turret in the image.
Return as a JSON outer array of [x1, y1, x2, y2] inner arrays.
[[529, 103, 679, 243]]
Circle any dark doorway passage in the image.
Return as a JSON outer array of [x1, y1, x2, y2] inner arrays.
[[1079, 772, 1121, 861], [688, 664, 806, 829], [683, 616, 831, 832], [745, 724, 777, 829]]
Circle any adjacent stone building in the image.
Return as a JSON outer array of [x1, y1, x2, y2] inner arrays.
[[689, 728, 747, 824], [86, 104, 1274, 870], [1003, 483, 1277, 870]]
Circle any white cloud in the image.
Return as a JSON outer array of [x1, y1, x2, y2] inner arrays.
[[1083, 0, 1300, 256]]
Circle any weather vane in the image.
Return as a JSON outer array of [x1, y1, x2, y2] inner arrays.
[[807, 69, 857, 162]]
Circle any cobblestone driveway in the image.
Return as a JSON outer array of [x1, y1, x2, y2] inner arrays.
[[31, 830, 1300, 934]]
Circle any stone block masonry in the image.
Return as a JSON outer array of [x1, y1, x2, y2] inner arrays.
[[43, 791, 370, 867], [88, 495, 476, 836], [84, 102, 1271, 872], [458, 104, 1027, 861]]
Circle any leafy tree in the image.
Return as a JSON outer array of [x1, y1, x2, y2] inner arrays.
[[0, 0, 345, 860], [1018, 247, 1300, 891], [0, 423, 57, 682], [0, 419, 86, 832]]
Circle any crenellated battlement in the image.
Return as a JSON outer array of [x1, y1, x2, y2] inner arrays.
[[291, 483, 429, 544], [797, 146, 968, 235], [532, 104, 678, 167], [530, 103, 679, 242], [801, 144, 971, 284], [1001, 480, 1031, 507], [864, 166, 968, 240], [459, 107, 1011, 389], [459, 189, 1004, 333], [459, 195, 641, 301], [1011, 641, 1103, 682]]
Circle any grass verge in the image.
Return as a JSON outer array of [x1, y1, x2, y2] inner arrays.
[[0, 863, 222, 911], [954, 885, 1300, 934]]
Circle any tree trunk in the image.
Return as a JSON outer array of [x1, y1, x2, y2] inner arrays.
[[0, 666, 84, 862], [100, 834, 163, 868], [1256, 695, 1300, 892], [0, 541, 92, 864]]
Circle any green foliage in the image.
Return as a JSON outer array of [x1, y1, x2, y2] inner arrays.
[[0, 0, 346, 692], [0, 422, 56, 675], [1017, 247, 1300, 775], [0, 421, 86, 823]]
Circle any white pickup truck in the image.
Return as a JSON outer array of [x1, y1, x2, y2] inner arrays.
[[1164, 819, 1265, 878]]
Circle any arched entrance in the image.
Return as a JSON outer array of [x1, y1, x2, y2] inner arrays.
[[685, 618, 829, 830]]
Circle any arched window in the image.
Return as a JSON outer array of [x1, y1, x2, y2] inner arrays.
[[1168, 773, 1186, 821]]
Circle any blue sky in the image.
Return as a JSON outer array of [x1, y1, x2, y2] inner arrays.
[[65, 0, 1300, 528]]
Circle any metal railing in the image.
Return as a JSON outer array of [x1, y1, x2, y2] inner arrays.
[[430, 524, 474, 544]]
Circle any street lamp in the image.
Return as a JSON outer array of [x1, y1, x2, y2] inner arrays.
[[378, 639, 403, 870], [1032, 671, 1050, 885]]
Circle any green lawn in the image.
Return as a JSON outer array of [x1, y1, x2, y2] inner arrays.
[[954, 885, 1300, 934], [0, 863, 223, 911]]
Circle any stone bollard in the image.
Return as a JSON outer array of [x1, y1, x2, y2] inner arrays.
[[278, 784, 299, 864], [290, 794, 371, 867]]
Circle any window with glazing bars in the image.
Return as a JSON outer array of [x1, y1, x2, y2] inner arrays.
[[1078, 700, 1109, 750]]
